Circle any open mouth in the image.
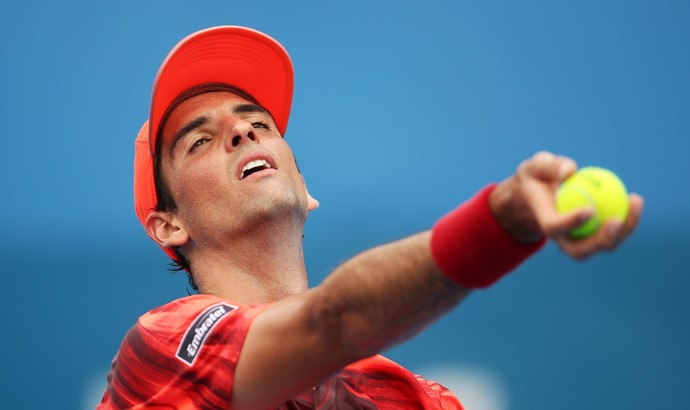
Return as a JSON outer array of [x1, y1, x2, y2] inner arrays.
[[241, 159, 273, 179]]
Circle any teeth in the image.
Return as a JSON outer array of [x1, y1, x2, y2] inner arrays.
[[242, 159, 271, 172], [242, 159, 271, 177]]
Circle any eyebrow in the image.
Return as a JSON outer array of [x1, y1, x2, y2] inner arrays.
[[170, 116, 209, 156], [233, 103, 271, 116]]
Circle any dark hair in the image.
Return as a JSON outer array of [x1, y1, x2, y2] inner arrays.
[[153, 126, 199, 292]]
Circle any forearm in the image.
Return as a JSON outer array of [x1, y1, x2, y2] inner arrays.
[[314, 231, 471, 361], [312, 184, 545, 362]]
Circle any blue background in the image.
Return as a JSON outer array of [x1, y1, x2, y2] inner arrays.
[[2, 1, 689, 409]]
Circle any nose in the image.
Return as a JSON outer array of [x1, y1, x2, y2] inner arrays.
[[224, 119, 257, 152]]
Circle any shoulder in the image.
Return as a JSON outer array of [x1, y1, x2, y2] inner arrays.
[[102, 295, 271, 408], [129, 294, 268, 364], [139, 294, 239, 335]]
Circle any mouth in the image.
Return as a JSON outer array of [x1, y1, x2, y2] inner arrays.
[[238, 154, 277, 180]]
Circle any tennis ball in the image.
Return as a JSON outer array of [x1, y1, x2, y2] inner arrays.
[[556, 167, 629, 239]]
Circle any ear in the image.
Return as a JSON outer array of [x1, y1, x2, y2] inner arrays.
[[307, 188, 319, 211], [144, 211, 189, 248], [300, 175, 319, 211]]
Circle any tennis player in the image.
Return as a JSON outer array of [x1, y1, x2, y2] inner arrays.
[[97, 26, 643, 409]]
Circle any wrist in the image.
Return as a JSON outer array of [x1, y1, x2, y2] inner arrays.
[[430, 184, 546, 288]]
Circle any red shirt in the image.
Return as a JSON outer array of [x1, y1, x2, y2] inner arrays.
[[98, 294, 463, 409]]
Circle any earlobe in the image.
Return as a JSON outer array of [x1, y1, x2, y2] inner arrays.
[[307, 190, 319, 211], [300, 175, 319, 211], [145, 211, 189, 248]]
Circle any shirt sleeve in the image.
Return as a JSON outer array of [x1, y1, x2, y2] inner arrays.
[[414, 374, 465, 410], [99, 294, 269, 410]]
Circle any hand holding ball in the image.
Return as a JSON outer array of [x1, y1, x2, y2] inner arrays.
[[556, 167, 629, 239]]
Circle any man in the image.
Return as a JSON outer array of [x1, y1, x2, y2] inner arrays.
[[98, 26, 643, 409]]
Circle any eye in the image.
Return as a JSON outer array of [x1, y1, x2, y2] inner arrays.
[[251, 121, 269, 129], [190, 137, 211, 152]]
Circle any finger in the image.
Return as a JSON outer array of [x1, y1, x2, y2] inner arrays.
[[609, 193, 645, 244], [518, 153, 582, 235], [521, 151, 577, 183], [528, 188, 594, 237], [551, 207, 596, 237], [555, 194, 644, 260], [554, 218, 624, 260], [623, 193, 645, 234], [591, 193, 645, 250]]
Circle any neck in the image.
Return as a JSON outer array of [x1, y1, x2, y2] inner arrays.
[[185, 216, 309, 304]]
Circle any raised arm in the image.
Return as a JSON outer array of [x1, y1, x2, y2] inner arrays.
[[231, 152, 644, 409]]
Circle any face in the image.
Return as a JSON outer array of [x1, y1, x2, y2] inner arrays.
[[154, 92, 316, 248]]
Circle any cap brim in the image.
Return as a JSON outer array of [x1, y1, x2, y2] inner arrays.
[[148, 26, 294, 155]]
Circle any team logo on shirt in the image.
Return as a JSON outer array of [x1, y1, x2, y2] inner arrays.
[[176, 302, 235, 365]]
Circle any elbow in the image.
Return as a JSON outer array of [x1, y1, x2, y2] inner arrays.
[[304, 290, 385, 363]]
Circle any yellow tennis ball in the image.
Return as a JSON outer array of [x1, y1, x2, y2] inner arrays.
[[556, 167, 630, 239]]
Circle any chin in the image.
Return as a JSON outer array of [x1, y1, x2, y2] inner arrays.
[[243, 191, 307, 224]]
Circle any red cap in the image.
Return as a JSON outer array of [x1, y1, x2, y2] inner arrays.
[[133, 26, 294, 260]]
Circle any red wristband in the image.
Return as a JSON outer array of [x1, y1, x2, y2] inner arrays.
[[430, 184, 546, 288]]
